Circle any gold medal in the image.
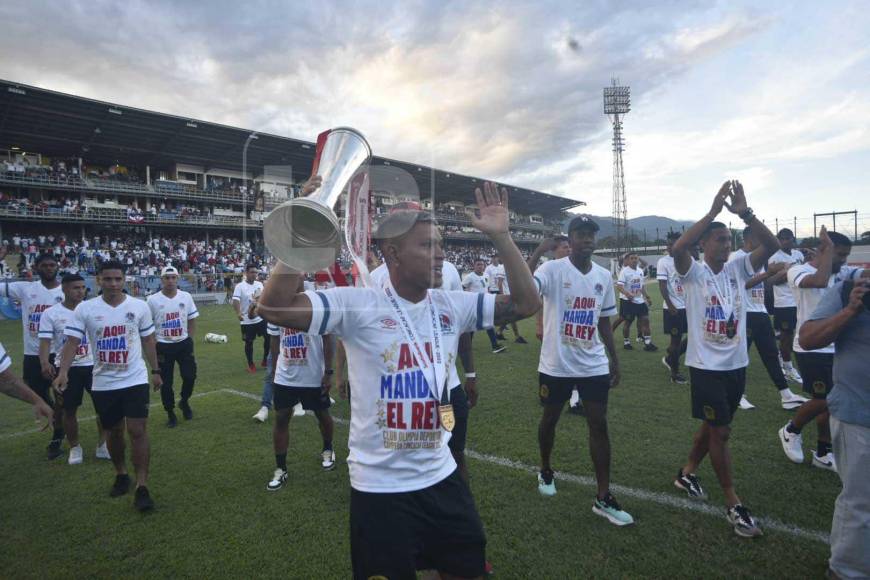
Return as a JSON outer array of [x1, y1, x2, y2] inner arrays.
[[438, 403, 455, 432]]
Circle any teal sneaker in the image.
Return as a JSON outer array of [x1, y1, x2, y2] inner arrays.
[[537, 469, 556, 496], [592, 492, 634, 526]]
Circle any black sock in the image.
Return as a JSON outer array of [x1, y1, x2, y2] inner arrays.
[[323, 440, 333, 452], [786, 421, 801, 435], [51, 427, 64, 441], [817, 441, 832, 456], [276, 453, 287, 471]]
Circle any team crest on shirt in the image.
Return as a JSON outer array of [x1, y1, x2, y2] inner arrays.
[[379, 317, 397, 330], [594, 283, 604, 295], [95, 315, 104, 322], [439, 313, 454, 334], [179, 303, 185, 310], [126, 312, 136, 322], [563, 281, 572, 288]]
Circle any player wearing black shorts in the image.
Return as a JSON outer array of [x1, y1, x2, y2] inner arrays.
[[671, 181, 779, 538], [767, 228, 806, 383], [5, 253, 65, 458], [54, 260, 163, 512], [38, 274, 108, 464], [232, 264, 269, 373], [534, 216, 633, 526], [779, 229, 865, 472], [657, 233, 689, 383]]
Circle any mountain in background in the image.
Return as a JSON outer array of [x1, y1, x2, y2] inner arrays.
[[562, 214, 694, 240]]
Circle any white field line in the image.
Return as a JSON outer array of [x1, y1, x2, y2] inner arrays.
[[222, 388, 830, 544], [3, 387, 831, 545]]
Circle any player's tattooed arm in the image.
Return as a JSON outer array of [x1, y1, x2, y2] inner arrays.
[[493, 295, 521, 326]]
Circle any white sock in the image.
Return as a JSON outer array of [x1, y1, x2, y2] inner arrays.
[[783, 361, 794, 370], [779, 388, 791, 399], [644, 336, 652, 345], [569, 390, 580, 406], [624, 338, 630, 344]]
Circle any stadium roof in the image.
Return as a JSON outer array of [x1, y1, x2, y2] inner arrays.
[[0, 79, 583, 216]]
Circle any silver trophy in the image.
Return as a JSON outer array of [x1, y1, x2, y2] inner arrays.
[[264, 127, 372, 271]]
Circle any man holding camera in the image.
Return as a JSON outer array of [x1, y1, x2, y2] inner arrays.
[[800, 273, 869, 579]]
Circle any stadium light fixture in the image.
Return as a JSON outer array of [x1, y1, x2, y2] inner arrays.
[[603, 80, 631, 115], [107, 107, 123, 115]]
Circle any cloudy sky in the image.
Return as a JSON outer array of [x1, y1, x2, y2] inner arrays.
[[1, 0, 868, 233]]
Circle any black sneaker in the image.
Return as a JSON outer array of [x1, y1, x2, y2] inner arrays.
[[643, 343, 659, 352], [674, 469, 706, 499], [726, 504, 762, 538], [496, 333, 507, 341], [515, 336, 528, 344], [134, 486, 155, 512], [166, 410, 178, 428], [623, 342, 633, 350], [46, 438, 64, 460], [179, 400, 193, 420], [110, 474, 132, 497], [492, 346, 506, 354], [568, 403, 585, 416], [670, 372, 688, 385]]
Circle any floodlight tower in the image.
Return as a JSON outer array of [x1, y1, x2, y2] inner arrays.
[[603, 78, 630, 256]]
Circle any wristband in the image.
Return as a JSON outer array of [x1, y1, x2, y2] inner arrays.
[[465, 372, 476, 378], [739, 207, 755, 223]]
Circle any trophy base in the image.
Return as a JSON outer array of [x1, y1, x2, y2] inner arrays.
[[264, 198, 343, 272]]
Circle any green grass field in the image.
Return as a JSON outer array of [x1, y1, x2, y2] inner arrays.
[[0, 303, 837, 578]]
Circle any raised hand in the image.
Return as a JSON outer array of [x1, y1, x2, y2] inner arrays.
[[471, 182, 510, 237], [300, 175, 322, 196], [818, 225, 833, 252], [724, 180, 748, 215], [709, 181, 731, 217]]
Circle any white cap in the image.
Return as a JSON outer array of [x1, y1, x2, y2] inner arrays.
[[161, 266, 179, 277]]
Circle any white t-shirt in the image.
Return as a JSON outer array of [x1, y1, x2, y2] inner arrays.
[[267, 323, 325, 388], [232, 280, 264, 325], [0, 342, 12, 373], [6, 281, 64, 355], [534, 258, 617, 377], [64, 296, 155, 391], [681, 255, 754, 371], [38, 303, 93, 368], [729, 249, 767, 314], [484, 264, 504, 292], [787, 264, 862, 354], [655, 256, 685, 310], [368, 261, 465, 389], [617, 266, 646, 304], [305, 286, 495, 493], [768, 249, 804, 308], [462, 272, 489, 294], [147, 290, 200, 343]]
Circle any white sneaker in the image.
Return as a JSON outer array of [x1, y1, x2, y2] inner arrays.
[[293, 403, 306, 417], [95, 442, 111, 460], [266, 468, 287, 491], [738, 396, 756, 410], [779, 424, 804, 463], [321, 449, 336, 471], [811, 451, 837, 473], [537, 470, 557, 496], [783, 365, 803, 383], [68, 444, 83, 465], [780, 390, 808, 410], [253, 406, 269, 422]]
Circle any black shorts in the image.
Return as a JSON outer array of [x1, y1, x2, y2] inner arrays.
[[689, 367, 746, 426], [539, 372, 610, 406], [23, 354, 53, 404], [794, 352, 834, 399], [350, 469, 486, 579], [619, 300, 648, 321], [447, 385, 469, 455], [773, 307, 797, 332], [91, 384, 150, 429], [663, 309, 688, 336], [60, 366, 94, 411], [241, 320, 266, 342], [273, 383, 331, 411]]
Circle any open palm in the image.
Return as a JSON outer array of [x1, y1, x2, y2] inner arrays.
[[471, 182, 510, 236]]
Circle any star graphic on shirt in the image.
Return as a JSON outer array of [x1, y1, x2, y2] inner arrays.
[[381, 342, 398, 364]]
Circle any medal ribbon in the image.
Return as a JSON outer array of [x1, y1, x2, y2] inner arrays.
[[704, 263, 735, 322], [383, 285, 448, 406]]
